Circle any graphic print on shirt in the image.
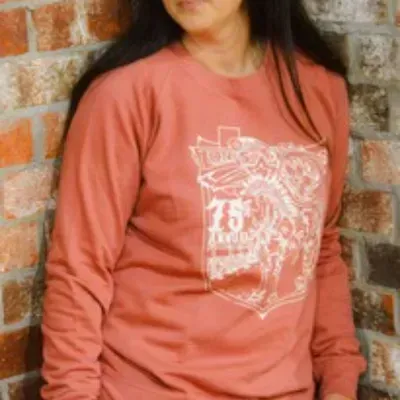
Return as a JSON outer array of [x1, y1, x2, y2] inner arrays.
[[189, 126, 328, 319]]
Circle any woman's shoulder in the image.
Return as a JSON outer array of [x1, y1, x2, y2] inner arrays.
[[86, 45, 181, 100], [295, 51, 347, 100], [294, 51, 349, 146]]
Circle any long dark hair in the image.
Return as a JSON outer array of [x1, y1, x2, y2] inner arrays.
[[65, 0, 347, 143]]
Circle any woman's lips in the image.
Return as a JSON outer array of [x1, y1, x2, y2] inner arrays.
[[177, 0, 205, 12]]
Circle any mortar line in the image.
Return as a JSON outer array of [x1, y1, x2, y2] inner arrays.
[[25, 3, 37, 53], [0, 42, 108, 65]]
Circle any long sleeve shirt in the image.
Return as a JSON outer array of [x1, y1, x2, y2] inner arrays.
[[41, 42, 367, 400]]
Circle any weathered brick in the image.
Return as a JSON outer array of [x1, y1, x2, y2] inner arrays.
[[322, 32, 349, 67], [361, 141, 400, 184], [0, 326, 42, 380], [355, 35, 400, 81], [32, 1, 86, 51], [0, 55, 89, 112], [3, 276, 43, 325], [352, 288, 395, 335], [340, 189, 393, 235], [42, 112, 66, 159], [358, 386, 399, 400], [0, 119, 33, 168], [307, 0, 388, 23], [391, 90, 400, 136], [370, 339, 400, 389], [0, 8, 28, 57], [340, 236, 357, 281], [0, 222, 38, 273], [349, 85, 389, 133], [1, 165, 58, 220], [367, 243, 400, 289], [85, 0, 130, 41], [8, 376, 43, 400]]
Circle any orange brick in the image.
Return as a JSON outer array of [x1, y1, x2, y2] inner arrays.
[[340, 189, 393, 235], [43, 112, 66, 159], [0, 9, 28, 57], [1, 165, 58, 220], [361, 141, 400, 185], [0, 119, 33, 168], [0, 326, 42, 379], [32, 1, 84, 51], [86, 0, 130, 41], [0, 222, 39, 272], [3, 276, 43, 325]]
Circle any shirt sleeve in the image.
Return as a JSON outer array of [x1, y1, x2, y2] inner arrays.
[[311, 76, 367, 399], [41, 76, 146, 399]]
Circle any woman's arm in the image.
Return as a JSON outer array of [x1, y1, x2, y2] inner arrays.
[[41, 76, 145, 399], [311, 76, 367, 400]]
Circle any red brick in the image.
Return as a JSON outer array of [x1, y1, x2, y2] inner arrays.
[[0, 55, 89, 111], [1, 165, 58, 220], [85, 0, 130, 41], [352, 288, 395, 335], [361, 141, 400, 185], [32, 1, 84, 51], [8, 376, 43, 400], [0, 119, 33, 168], [340, 188, 393, 235], [0, 222, 38, 272], [0, 9, 28, 57], [0, 326, 42, 379], [3, 276, 43, 325], [396, 8, 400, 26], [42, 112, 66, 159], [370, 339, 400, 389]]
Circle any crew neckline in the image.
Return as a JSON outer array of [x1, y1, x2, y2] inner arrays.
[[167, 40, 270, 93]]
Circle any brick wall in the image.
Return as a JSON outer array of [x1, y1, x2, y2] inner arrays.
[[306, 1, 400, 398], [0, 0, 399, 399]]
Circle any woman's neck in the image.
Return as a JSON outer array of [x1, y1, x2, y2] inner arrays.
[[181, 11, 263, 78]]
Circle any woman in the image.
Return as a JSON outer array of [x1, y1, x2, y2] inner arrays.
[[41, 1, 367, 399]]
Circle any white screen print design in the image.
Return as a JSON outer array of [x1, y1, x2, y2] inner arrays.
[[190, 126, 328, 319]]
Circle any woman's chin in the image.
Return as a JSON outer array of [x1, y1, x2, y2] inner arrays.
[[178, 17, 216, 36]]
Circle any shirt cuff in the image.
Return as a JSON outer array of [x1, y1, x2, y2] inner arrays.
[[319, 363, 364, 400]]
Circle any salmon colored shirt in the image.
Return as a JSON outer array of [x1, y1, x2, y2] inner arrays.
[[41, 42, 366, 400]]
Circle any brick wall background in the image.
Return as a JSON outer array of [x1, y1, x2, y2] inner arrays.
[[0, 0, 399, 399]]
